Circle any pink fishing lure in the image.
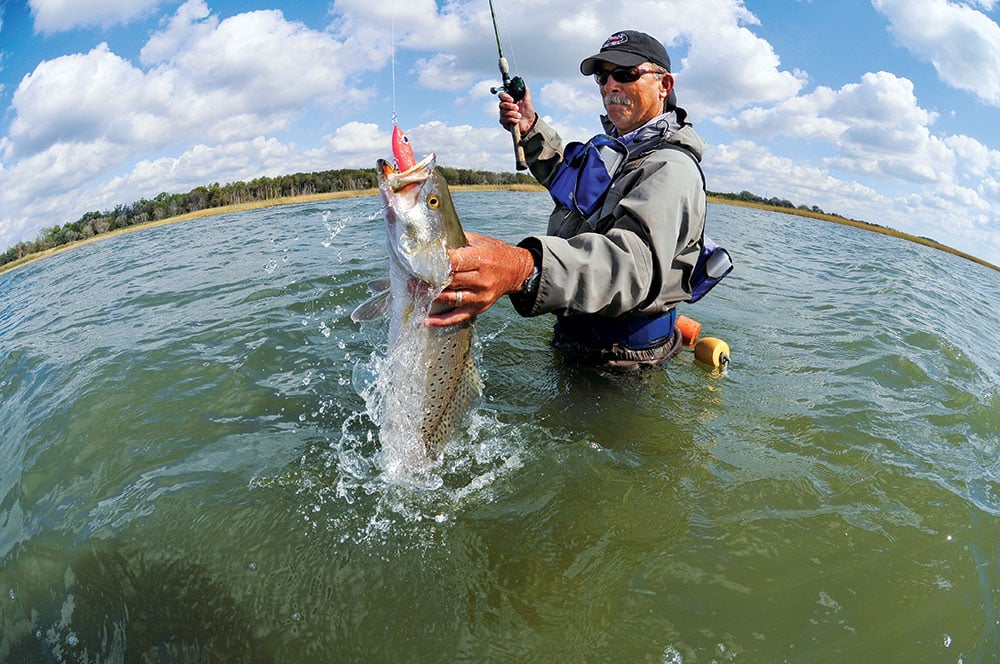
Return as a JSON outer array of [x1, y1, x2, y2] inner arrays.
[[391, 125, 416, 171]]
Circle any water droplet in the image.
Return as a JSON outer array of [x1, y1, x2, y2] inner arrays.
[[248, 562, 257, 571], [292, 612, 302, 622], [67, 634, 79, 647], [662, 645, 683, 664], [944, 634, 952, 647]]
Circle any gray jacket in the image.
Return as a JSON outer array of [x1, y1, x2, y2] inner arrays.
[[511, 112, 707, 320]]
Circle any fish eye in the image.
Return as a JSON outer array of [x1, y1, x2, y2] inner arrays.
[[426, 195, 440, 209]]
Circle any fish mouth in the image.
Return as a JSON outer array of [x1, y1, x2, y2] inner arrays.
[[377, 151, 448, 283], [378, 153, 437, 193]]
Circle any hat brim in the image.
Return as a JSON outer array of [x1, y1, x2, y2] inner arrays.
[[580, 51, 647, 75]]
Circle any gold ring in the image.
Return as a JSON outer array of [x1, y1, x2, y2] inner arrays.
[[455, 290, 463, 307]]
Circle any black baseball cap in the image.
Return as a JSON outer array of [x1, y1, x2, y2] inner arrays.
[[580, 30, 678, 110], [579, 30, 671, 75]]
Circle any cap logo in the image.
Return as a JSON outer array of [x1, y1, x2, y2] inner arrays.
[[602, 32, 629, 49]]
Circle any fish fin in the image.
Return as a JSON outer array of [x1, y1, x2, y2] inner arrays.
[[351, 290, 391, 322], [462, 347, 483, 399], [457, 365, 483, 434], [368, 278, 391, 293]]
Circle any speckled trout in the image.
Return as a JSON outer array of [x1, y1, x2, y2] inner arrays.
[[352, 130, 480, 467]]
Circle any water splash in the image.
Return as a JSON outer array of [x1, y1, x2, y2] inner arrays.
[[249, 406, 525, 550]]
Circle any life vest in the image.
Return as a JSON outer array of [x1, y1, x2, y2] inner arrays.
[[546, 133, 733, 305]]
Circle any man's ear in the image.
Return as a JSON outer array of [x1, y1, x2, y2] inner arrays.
[[661, 73, 675, 100]]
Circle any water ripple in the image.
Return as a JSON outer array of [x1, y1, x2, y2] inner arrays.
[[1, 196, 998, 661]]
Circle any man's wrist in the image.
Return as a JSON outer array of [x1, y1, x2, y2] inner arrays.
[[519, 247, 541, 295], [521, 112, 539, 139]]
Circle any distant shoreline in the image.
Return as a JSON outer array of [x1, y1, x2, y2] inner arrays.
[[2, 184, 997, 275], [707, 197, 1000, 273]]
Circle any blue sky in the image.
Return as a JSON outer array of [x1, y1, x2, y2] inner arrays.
[[2, 0, 1000, 266]]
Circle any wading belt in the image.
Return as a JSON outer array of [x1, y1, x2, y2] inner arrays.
[[554, 308, 677, 351]]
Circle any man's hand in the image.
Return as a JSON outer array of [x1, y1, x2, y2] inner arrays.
[[498, 88, 536, 137], [426, 232, 536, 327]]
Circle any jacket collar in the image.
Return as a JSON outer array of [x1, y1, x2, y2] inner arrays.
[[600, 109, 704, 161]]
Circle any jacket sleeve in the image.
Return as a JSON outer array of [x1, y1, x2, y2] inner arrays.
[[511, 146, 705, 318], [519, 117, 566, 188]]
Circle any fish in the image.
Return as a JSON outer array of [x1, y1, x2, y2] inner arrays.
[[352, 131, 481, 469]]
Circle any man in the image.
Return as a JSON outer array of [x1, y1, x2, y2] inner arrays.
[[428, 30, 708, 369]]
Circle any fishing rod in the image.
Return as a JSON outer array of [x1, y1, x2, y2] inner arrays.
[[487, 0, 527, 171]]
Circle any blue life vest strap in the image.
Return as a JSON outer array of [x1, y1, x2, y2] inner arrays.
[[547, 135, 627, 218], [555, 308, 677, 351]]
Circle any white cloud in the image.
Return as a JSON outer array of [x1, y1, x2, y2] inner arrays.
[[945, 133, 1000, 179], [873, 0, 1000, 106], [707, 139, 883, 213], [716, 71, 955, 185], [1, 1, 386, 241], [453, 80, 503, 125], [100, 136, 297, 201], [326, 122, 385, 157], [671, 9, 807, 112], [140, 0, 215, 65], [164, 8, 363, 111], [414, 54, 477, 91], [706, 136, 1000, 260], [330, 0, 808, 118], [29, 0, 163, 32], [713, 86, 844, 141], [11, 1, 381, 162], [537, 80, 600, 119], [8, 44, 163, 155], [405, 120, 513, 171]]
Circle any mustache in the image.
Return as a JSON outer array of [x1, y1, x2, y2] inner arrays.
[[603, 93, 632, 106]]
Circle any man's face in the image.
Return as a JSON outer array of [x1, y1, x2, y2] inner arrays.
[[595, 61, 674, 134]]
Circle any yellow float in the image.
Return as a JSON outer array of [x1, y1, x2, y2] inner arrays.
[[677, 315, 730, 368], [694, 337, 730, 367]]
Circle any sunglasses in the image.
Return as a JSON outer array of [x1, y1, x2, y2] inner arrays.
[[593, 66, 664, 86]]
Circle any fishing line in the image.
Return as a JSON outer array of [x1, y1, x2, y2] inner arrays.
[[488, 0, 527, 169], [495, 1, 519, 75], [390, 10, 398, 126]]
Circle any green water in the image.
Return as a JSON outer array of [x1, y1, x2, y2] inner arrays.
[[1, 192, 998, 662]]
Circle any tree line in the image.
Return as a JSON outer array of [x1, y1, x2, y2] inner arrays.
[[1, 167, 537, 269], [2, 168, 848, 272], [710, 189, 830, 215]]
